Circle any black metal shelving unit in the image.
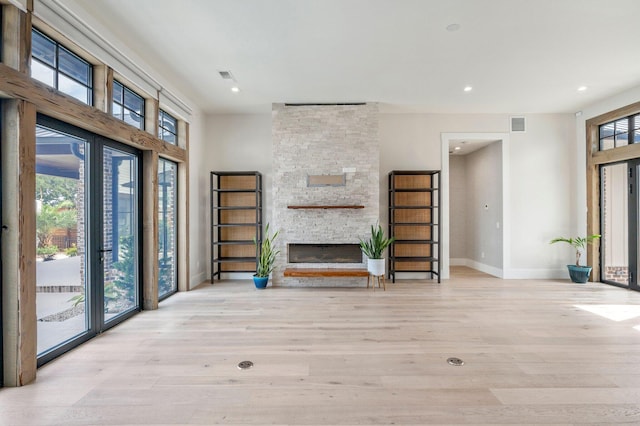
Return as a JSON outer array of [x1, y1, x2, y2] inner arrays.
[[388, 170, 441, 283], [210, 171, 262, 282]]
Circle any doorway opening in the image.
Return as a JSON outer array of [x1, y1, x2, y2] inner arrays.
[[441, 133, 510, 280]]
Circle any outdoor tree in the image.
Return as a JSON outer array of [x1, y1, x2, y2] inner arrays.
[[36, 201, 77, 248], [113, 234, 136, 304], [36, 175, 79, 208]]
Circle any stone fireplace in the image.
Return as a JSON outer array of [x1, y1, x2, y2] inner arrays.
[[271, 103, 379, 286]]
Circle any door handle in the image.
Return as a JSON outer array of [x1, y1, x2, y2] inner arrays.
[[98, 248, 112, 263]]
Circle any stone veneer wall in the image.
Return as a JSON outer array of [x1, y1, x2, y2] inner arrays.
[[271, 103, 379, 286]]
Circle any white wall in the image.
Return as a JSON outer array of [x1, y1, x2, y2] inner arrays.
[[449, 156, 467, 260], [187, 111, 208, 288], [465, 142, 503, 270], [200, 114, 273, 281], [201, 111, 576, 280], [381, 113, 574, 278]]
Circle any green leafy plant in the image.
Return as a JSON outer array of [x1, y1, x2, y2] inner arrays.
[[65, 244, 78, 257], [37, 244, 58, 260], [113, 234, 136, 304], [254, 223, 279, 277], [550, 234, 601, 266], [36, 201, 77, 248], [359, 223, 395, 259], [68, 282, 119, 307]]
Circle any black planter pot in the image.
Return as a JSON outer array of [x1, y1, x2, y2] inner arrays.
[[567, 265, 592, 283]]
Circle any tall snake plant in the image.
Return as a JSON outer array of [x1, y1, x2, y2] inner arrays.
[[254, 223, 280, 277]]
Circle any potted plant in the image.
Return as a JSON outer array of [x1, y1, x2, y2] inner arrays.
[[253, 223, 279, 289], [359, 223, 395, 276], [550, 234, 601, 283]]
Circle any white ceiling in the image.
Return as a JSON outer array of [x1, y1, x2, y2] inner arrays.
[[63, 0, 640, 115], [449, 139, 497, 156]]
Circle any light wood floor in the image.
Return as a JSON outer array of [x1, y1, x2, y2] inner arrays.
[[3, 268, 640, 425]]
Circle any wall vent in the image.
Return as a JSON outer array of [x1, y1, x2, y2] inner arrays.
[[510, 116, 526, 133], [218, 71, 234, 80]]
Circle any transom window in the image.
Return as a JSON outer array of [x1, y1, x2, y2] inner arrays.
[[31, 28, 92, 105], [158, 109, 178, 144], [599, 114, 640, 150], [113, 80, 145, 130]]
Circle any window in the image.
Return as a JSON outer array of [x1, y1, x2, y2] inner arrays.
[[599, 113, 640, 151], [31, 28, 92, 105], [158, 109, 178, 144], [113, 80, 145, 130], [158, 159, 178, 299]]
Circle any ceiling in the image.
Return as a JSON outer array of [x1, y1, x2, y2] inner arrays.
[[449, 139, 497, 156], [64, 0, 640, 115]]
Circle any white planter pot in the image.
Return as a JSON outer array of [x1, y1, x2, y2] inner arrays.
[[367, 258, 385, 276]]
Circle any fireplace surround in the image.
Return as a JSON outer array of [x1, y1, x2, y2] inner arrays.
[[271, 103, 380, 286]]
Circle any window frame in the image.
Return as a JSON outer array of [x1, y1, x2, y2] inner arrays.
[[158, 158, 178, 300], [598, 113, 640, 151], [30, 27, 93, 105], [112, 79, 146, 131], [158, 109, 178, 144]]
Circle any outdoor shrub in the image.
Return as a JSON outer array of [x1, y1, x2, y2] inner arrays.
[[37, 245, 58, 260]]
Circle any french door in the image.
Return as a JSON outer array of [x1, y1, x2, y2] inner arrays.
[[36, 115, 141, 365], [601, 160, 640, 291]]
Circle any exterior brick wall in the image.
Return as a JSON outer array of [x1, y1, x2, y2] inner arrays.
[[271, 103, 379, 286], [604, 266, 629, 283]]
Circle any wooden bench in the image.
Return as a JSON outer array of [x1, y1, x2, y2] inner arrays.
[[283, 268, 369, 277]]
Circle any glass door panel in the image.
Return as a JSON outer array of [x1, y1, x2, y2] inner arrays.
[[158, 159, 177, 299], [601, 163, 629, 286], [633, 162, 640, 291], [35, 125, 89, 355], [102, 146, 139, 323]]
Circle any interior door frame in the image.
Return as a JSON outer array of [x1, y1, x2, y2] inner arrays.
[[36, 114, 142, 366], [440, 132, 511, 279]]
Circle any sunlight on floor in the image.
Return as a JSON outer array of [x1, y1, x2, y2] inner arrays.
[[574, 304, 640, 322]]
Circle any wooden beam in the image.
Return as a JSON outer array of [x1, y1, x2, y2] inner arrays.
[[585, 101, 640, 128], [145, 97, 159, 138], [590, 143, 640, 166], [2, 4, 31, 74], [142, 150, 159, 309], [2, 99, 37, 386], [177, 121, 189, 291], [0, 62, 186, 163], [585, 121, 600, 281], [93, 65, 113, 114]]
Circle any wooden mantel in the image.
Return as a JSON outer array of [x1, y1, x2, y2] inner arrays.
[[287, 205, 364, 209]]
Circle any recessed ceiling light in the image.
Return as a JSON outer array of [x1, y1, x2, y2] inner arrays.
[[446, 23, 461, 32], [577, 86, 588, 92], [231, 86, 240, 93], [464, 86, 473, 92], [454, 146, 461, 151]]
